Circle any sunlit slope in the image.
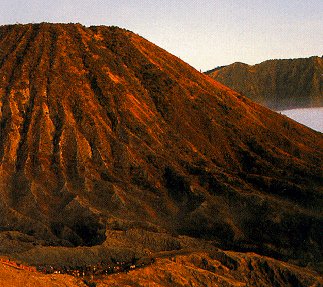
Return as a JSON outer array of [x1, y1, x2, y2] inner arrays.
[[0, 24, 321, 270]]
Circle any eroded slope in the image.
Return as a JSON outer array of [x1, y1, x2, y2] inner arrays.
[[0, 24, 322, 271]]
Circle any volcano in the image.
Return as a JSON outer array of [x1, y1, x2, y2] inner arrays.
[[0, 23, 322, 285]]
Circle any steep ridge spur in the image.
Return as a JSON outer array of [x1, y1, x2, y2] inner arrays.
[[0, 23, 322, 277], [206, 57, 323, 110]]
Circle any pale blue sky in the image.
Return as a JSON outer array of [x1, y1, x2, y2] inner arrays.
[[0, 0, 322, 71]]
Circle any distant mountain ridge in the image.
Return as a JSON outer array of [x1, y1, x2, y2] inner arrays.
[[206, 56, 323, 110]]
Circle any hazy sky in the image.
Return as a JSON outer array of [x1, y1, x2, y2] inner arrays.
[[0, 0, 322, 71]]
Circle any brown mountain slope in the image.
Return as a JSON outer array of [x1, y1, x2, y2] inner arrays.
[[97, 251, 323, 287], [2, 250, 322, 287], [206, 57, 323, 110], [0, 23, 322, 279]]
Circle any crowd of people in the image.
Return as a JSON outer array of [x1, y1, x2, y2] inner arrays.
[[36, 257, 155, 278], [1, 256, 155, 278]]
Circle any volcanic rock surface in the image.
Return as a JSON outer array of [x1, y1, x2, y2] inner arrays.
[[1, 250, 322, 287], [0, 23, 322, 285], [0, 261, 87, 287], [206, 57, 323, 110]]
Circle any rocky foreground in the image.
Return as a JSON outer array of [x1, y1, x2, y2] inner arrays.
[[1, 249, 322, 287]]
